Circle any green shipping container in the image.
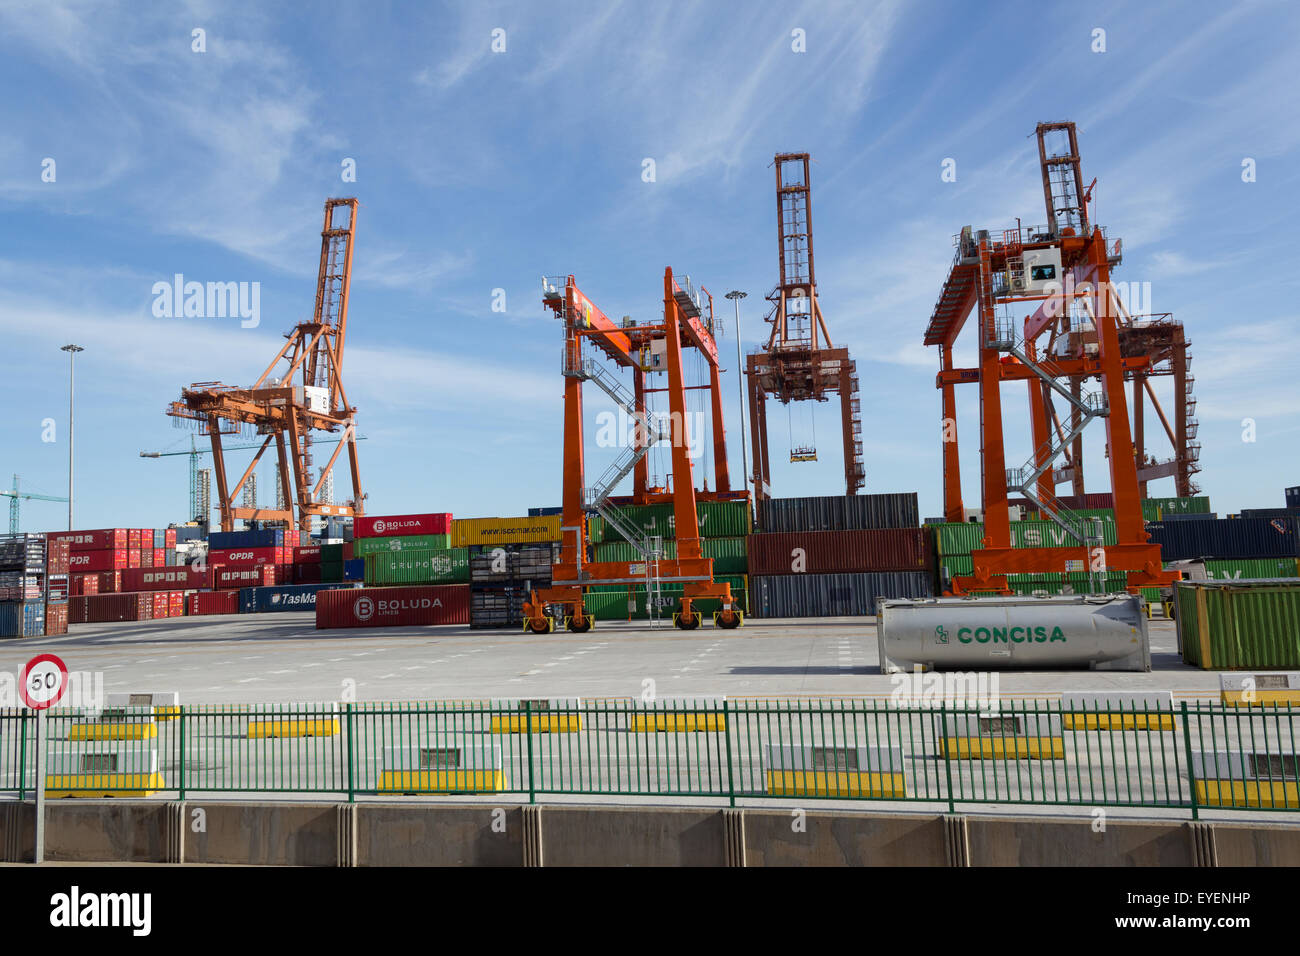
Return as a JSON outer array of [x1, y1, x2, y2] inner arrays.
[[320, 544, 346, 561], [933, 520, 1117, 556], [592, 537, 747, 574], [1143, 495, 1211, 519], [586, 575, 748, 620], [1203, 558, 1300, 581], [352, 534, 452, 558], [364, 548, 470, 585], [1176, 579, 1300, 669], [589, 502, 751, 543]]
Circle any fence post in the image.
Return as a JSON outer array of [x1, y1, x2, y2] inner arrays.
[[345, 703, 356, 804], [940, 704, 955, 814], [1180, 700, 1198, 821], [722, 699, 735, 808], [178, 704, 187, 801], [17, 712, 28, 801], [524, 700, 536, 805]]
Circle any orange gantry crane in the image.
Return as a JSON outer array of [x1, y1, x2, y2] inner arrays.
[[747, 152, 865, 500], [925, 122, 1179, 594], [166, 198, 365, 532], [522, 268, 745, 632]]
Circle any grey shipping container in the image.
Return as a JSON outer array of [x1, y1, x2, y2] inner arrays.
[[756, 494, 919, 533], [470, 545, 557, 585], [470, 586, 529, 629], [751, 572, 931, 618]]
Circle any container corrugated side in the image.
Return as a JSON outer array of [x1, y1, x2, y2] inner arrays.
[[933, 520, 1119, 556], [589, 501, 752, 543], [1148, 517, 1300, 561], [351, 534, 452, 558], [746, 529, 930, 575], [751, 572, 931, 618], [592, 537, 748, 574], [451, 516, 562, 548], [0, 599, 44, 637], [1203, 557, 1300, 580], [1176, 579, 1300, 669], [586, 575, 749, 620], [364, 548, 470, 585], [316, 584, 470, 628], [756, 493, 919, 533]]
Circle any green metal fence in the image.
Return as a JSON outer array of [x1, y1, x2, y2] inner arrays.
[[2, 699, 1298, 817]]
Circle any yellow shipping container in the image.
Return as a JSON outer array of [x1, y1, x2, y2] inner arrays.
[[452, 515, 562, 548]]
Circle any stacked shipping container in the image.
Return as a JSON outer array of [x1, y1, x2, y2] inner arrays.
[[320, 513, 467, 629], [748, 494, 931, 617]]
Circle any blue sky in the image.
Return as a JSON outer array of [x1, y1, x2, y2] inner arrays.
[[2, 0, 1297, 531]]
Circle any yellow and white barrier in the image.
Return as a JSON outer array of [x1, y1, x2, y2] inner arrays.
[[1060, 691, 1175, 730], [247, 702, 341, 739], [45, 743, 165, 797], [107, 691, 180, 721], [630, 697, 726, 733], [764, 745, 906, 797], [377, 743, 506, 793], [66, 705, 157, 741], [1193, 751, 1300, 808], [491, 698, 582, 734], [1219, 673, 1300, 707], [939, 712, 1064, 759]]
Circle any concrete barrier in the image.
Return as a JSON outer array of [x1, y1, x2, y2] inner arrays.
[[5, 799, 1300, 866], [741, 809, 947, 866], [537, 806, 727, 867], [41, 801, 174, 863], [356, 805, 524, 866], [184, 803, 339, 866], [964, 815, 1197, 866], [1212, 822, 1300, 866]]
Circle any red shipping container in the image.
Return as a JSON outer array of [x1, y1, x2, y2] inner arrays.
[[354, 513, 453, 538], [96, 571, 122, 593], [210, 546, 283, 567], [294, 563, 323, 584], [127, 529, 141, 550], [169, 590, 185, 617], [316, 585, 469, 629], [44, 602, 69, 635], [746, 529, 932, 576], [294, 546, 322, 564], [188, 590, 240, 615], [154, 548, 165, 567], [50, 529, 129, 551], [164, 528, 177, 548], [120, 566, 210, 591], [151, 592, 169, 617], [68, 550, 128, 572], [212, 564, 279, 589], [70, 573, 99, 596], [44, 537, 71, 575], [68, 592, 153, 624]]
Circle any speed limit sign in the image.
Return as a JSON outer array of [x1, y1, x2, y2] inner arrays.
[[19, 653, 68, 710]]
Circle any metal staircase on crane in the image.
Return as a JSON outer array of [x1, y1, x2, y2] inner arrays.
[[986, 315, 1109, 545], [563, 349, 673, 623]]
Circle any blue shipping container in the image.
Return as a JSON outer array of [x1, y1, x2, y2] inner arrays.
[[528, 507, 563, 517], [209, 529, 285, 549], [343, 559, 365, 580], [238, 583, 358, 613], [0, 599, 44, 637], [1147, 517, 1300, 560]]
